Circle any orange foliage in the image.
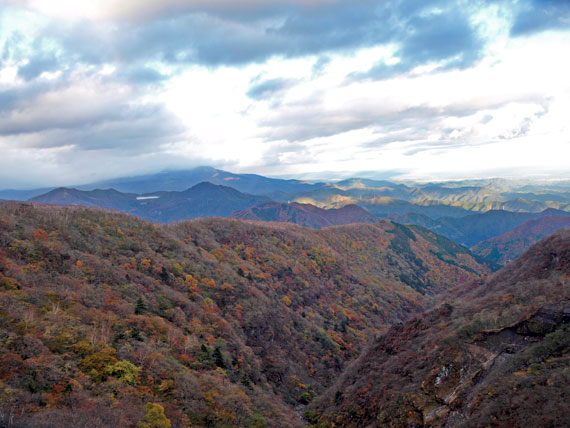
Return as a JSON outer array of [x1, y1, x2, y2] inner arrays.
[[202, 278, 216, 289], [33, 228, 49, 241]]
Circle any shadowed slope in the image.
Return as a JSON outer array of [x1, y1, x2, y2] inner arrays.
[[308, 229, 570, 428], [472, 215, 570, 265]]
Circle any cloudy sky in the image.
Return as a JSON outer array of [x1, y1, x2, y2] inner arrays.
[[1, 0, 569, 188]]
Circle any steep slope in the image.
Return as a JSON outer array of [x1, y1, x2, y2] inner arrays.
[[231, 202, 379, 228], [308, 229, 570, 428], [472, 215, 570, 265], [0, 201, 488, 428], [30, 183, 269, 223]]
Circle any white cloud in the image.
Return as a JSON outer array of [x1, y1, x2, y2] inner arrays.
[[0, 0, 569, 187], [154, 29, 570, 179]]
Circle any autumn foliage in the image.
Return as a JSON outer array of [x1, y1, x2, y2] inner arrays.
[[0, 202, 488, 427], [308, 229, 570, 428]]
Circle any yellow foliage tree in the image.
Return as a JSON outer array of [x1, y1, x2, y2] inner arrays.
[[138, 403, 171, 428]]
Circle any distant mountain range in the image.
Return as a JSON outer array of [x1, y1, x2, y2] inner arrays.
[[4, 167, 569, 255], [80, 166, 326, 196], [293, 178, 570, 215], [30, 182, 269, 223], [390, 208, 570, 248], [3, 166, 570, 214]]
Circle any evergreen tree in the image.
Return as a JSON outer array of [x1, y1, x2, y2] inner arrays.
[[134, 297, 147, 315], [213, 347, 225, 368]]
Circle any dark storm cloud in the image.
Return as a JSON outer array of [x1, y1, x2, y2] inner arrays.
[[511, 0, 570, 35]]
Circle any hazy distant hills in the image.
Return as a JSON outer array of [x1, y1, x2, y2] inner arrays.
[[294, 188, 473, 218], [472, 215, 570, 265], [292, 179, 570, 215], [231, 202, 379, 228], [0, 167, 326, 201], [390, 208, 570, 248], [308, 229, 570, 428], [29, 184, 382, 229], [30, 182, 269, 223], [3, 167, 570, 215], [0, 187, 54, 201]]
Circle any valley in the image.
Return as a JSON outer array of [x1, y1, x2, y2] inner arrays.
[[0, 201, 487, 427], [307, 229, 570, 427]]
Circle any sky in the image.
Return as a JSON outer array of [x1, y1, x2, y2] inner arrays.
[[0, 0, 569, 188]]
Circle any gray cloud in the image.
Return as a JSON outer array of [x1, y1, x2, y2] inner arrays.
[[10, 1, 487, 79], [511, 0, 570, 35], [246, 77, 297, 100], [0, 68, 185, 153], [257, 103, 484, 144], [17, 52, 61, 81], [7, 0, 564, 95], [114, 66, 169, 85], [7, 0, 567, 86]]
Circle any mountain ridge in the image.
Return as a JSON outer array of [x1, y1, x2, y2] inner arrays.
[[231, 202, 379, 229]]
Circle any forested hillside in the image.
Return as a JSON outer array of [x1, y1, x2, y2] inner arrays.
[[231, 202, 379, 228], [0, 202, 488, 428], [472, 216, 570, 265], [308, 229, 570, 428]]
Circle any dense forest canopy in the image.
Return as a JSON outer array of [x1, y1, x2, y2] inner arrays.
[[0, 202, 488, 427]]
